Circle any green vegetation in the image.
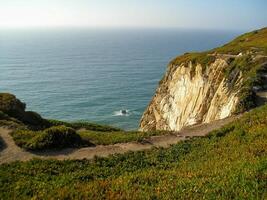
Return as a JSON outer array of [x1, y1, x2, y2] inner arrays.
[[171, 27, 267, 67], [1, 104, 266, 199], [171, 52, 216, 70], [215, 27, 267, 54], [78, 130, 170, 145], [48, 119, 121, 132], [11, 126, 85, 150]]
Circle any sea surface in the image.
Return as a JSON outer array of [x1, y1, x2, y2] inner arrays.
[[0, 28, 241, 130]]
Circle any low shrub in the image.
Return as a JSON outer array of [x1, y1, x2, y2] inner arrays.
[[11, 125, 84, 150]]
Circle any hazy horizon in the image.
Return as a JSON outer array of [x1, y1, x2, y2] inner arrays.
[[0, 0, 266, 31]]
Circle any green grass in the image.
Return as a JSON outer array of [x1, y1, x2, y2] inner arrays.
[[170, 27, 267, 68], [214, 27, 267, 54], [1, 104, 266, 199], [78, 130, 171, 145], [48, 119, 121, 132], [170, 52, 216, 71]]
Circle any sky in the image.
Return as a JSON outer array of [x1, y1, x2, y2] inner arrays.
[[0, 0, 266, 30]]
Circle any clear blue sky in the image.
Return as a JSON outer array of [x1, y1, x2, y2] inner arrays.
[[0, 0, 266, 30]]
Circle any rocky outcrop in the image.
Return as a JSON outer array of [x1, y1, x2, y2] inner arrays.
[[140, 59, 242, 131], [0, 93, 49, 128], [140, 28, 267, 131]]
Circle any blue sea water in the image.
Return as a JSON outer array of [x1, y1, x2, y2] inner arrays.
[[0, 28, 241, 130]]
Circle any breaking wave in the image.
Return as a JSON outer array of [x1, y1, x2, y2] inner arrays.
[[113, 109, 131, 116]]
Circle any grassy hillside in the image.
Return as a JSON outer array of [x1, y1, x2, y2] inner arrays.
[[215, 27, 267, 54], [171, 27, 267, 66], [1, 104, 266, 199]]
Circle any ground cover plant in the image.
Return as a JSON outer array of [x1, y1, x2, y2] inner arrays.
[[77, 129, 169, 145], [48, 119, 122, 132]]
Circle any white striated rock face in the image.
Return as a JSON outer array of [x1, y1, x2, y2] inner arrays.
[[140, 58, 243, 131]]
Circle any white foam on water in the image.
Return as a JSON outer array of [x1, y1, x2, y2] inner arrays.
[[113, 109, 131, 117]]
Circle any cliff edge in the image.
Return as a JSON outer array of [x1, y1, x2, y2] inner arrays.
[[140, 28, 267, 131]]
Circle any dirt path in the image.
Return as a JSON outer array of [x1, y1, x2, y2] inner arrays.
[[0, 116, 239, 164]]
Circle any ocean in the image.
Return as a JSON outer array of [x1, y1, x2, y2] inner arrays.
[[0, 28, 241, 130]]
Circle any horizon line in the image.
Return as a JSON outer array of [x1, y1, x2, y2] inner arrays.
[[0, 25, 262, 32]]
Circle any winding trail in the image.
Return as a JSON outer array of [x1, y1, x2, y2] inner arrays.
[[0, 116, 239, 164]]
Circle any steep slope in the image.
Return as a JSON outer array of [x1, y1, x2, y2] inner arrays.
[[140, 27, 267, 131]]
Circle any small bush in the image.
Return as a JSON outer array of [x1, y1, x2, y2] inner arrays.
[[43, 126, 83, 148], [11, 125, 84, 150]]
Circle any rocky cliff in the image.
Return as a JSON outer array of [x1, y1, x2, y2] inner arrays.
[[140, 28, 267, 131], [0, 93, 49, 129]]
